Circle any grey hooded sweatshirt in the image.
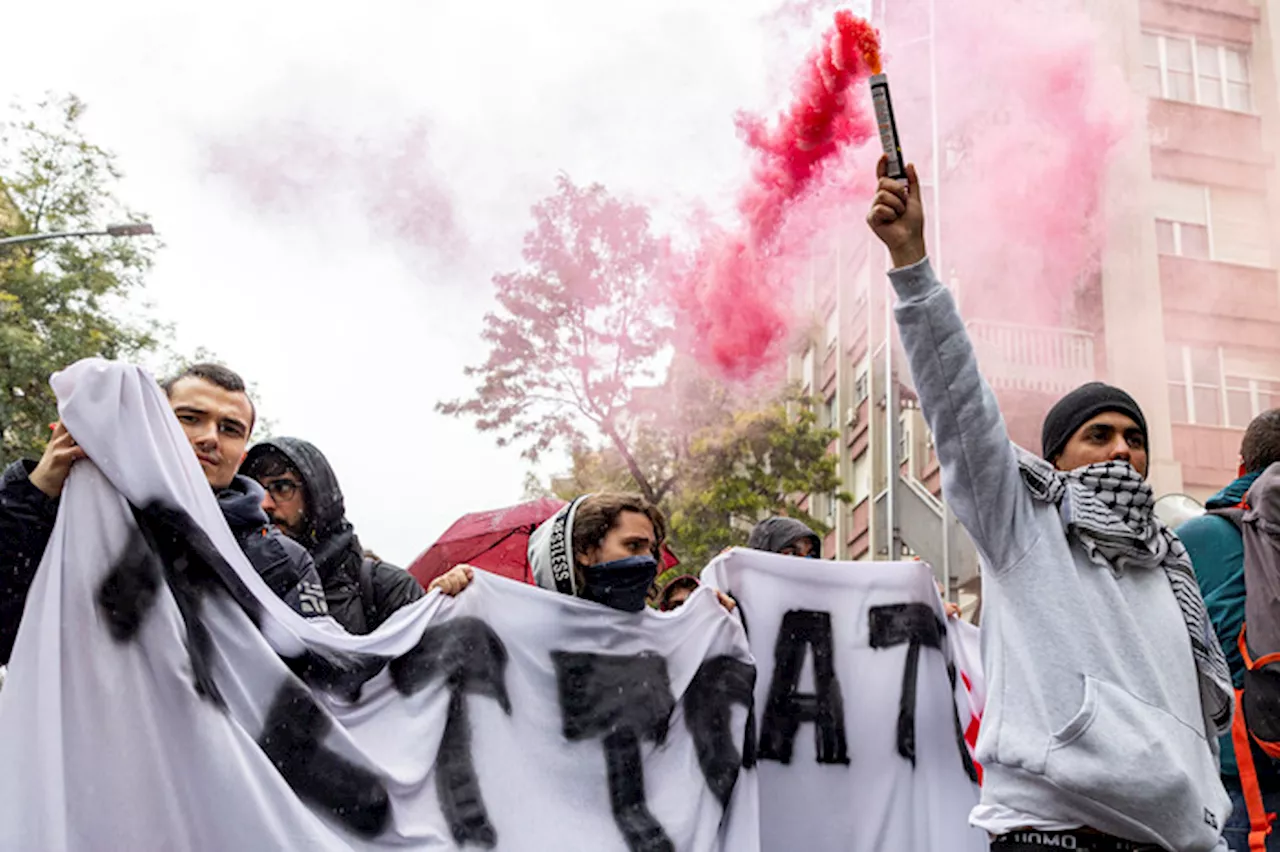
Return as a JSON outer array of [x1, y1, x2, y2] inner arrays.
[[890, 259, 1228, 850]]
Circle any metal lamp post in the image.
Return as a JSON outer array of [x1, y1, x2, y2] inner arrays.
[[0, 222, 155, 248]]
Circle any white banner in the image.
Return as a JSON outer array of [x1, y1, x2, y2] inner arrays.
[[0, 359, 990, 851], [0, 360, 758, 852], [703, 550, 988, 852]]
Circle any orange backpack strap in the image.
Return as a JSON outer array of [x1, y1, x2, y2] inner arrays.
[[1234, 683, 1277, 850]]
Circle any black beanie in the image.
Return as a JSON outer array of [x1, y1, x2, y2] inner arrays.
[[1041, 382, 1148, 462]]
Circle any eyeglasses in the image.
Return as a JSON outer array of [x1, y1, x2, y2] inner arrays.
[[262, 478, 302, 500]]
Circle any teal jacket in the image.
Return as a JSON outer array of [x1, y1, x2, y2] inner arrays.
[[1178, 472, 1266, 781]]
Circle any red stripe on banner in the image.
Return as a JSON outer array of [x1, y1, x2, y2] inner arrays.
[[960, 671, 984, 785]]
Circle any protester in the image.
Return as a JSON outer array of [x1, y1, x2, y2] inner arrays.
[[1179, 409, 1280, 851], [431, 492, 735, 612], [657, 574, 701, 611], [0, 363, 327, 664], [868, 157, 1232, 850], [242, 437, 424, 634], [746, 516, 822, 558]]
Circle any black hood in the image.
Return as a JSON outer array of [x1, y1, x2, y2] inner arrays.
[[216, 475, 272, 533], [243, 437, 347, 539], [746, 517, 822, 557]]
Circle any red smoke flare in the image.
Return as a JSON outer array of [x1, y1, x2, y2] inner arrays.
[[676, 10, 882, 378]]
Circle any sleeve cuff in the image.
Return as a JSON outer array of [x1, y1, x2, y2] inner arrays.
[[5, 460, 60, 519], [886, 256, 941, 304]]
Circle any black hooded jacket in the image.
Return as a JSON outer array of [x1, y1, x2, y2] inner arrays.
[[746, 516, 822, 557], [243, 438, 423, 634], [0, 460, 326, 665]]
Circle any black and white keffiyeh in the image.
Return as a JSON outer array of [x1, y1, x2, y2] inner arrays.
[[1017, 449, 1234, 737]]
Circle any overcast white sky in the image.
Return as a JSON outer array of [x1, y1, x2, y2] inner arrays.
[[0, 0, 876, 565]]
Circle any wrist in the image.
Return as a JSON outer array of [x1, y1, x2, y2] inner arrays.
[[28, 466, 62, 499], [889, 242, 927, 270]]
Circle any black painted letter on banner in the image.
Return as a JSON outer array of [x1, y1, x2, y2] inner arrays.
[[96, 527, 163, 642], [869, 602, 977, 781], [552, 651, 676, 852], [389, 618, 511, 849], [758, 609, 850, 765], [257, 680, 391, 837], [121, 503, 243, 708], [684, 655, 757, 806]]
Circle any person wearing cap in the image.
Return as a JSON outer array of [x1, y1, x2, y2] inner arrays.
[[431, 492, 735, 613], [868, 157, 1231, 850]]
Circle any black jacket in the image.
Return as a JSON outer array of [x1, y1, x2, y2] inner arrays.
[[244, 438, 423, 634], [0, 460, 326, 665], [216, 476, 328, 618]]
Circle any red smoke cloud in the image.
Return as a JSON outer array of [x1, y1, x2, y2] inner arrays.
[[673, 11, 882, 378]]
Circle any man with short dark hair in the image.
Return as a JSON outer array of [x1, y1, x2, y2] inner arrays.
[[1179, 408, 1280, 851], [242, 438, 423, 634], [0, 362, 326, 664]]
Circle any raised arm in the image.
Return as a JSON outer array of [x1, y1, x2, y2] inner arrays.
[[866, 158, 1040, 572]]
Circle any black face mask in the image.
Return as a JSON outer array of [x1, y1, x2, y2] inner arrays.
[[579, 554, 658, 613]]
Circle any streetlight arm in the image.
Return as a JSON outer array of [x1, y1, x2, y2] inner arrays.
[[0, 230, 109, 247], [0, 223, 154, 248]]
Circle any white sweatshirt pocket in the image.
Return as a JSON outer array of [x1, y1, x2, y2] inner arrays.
[[1042, 676, 1229, 851]]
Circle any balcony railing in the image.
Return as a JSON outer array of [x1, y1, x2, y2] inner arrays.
[[967, 320, 1095, 395]]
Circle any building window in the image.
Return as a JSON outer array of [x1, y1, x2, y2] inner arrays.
[[1225, 376, 1280, 428], [1155, 219, 1210, 259], [825, 305, 840, 351], [824, 394, 837, 430], [1144, 33, 1251, 112], [854, 370, 869, 404], [827, 490, 838, 526], [1154, 180, 1210, 260], [801, 346, 814, 393], [1168, 344, 1280, 427], [851, 450, 870, 504], [1154, 180, 1271, 267]]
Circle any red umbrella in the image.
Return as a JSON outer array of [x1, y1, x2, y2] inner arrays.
[[409, 497, 679, 588]]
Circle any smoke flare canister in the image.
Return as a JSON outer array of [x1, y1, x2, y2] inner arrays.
[[870, 74, 905, 181]]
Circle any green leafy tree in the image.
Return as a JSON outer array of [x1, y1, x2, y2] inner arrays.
[[663, 389, 848, 572], [0, 94, 161, 464]]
